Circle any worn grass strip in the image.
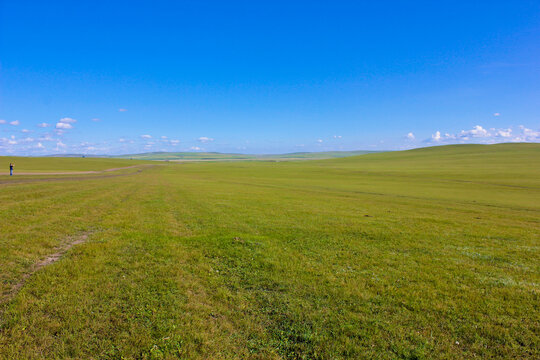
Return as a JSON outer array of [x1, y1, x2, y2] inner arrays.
[[1, 231, 93, 304]]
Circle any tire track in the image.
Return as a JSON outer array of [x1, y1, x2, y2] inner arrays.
[[0, 231, 91, 306], [0, 166, 157, 186]]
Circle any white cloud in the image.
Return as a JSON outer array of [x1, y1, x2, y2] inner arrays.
[[190, 146, 202, 150], [317, 139, 323, 143], [10, 120, 20, 126], [54, 117, 76, 131], [0, 119, 6, 124], [91, 118, 100, 122], [161, 136, 168, 139], [406, 132, 415, 140], [56, 122, 73, 129], [426, 124, 540, 144], [118, 138, 126, 143], [21, 129, 30, 133], [37, 122, 50, 128], [8, 139, 17, 145], [444, 133, 456, 140], [170, 139, 180, 145], [36, 142, 45, 149], [495, 128, 512, 138], [493, 113, 500, 116], [119, 108, 127, 112], [197, 136, 214, 143], [333, 135, 342, 139], [140, 134, 152, 139], [460, 125, 489, 138], [518, 125, 540, 141], [55, 141, 66, 150]]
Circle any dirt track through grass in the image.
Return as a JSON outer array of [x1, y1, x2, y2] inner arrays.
[[2, 232, 92, 304], [0, 163, 154, 176], [0, 165, 157, 186]]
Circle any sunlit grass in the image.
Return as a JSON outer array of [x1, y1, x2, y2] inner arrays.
[[0, 156, 151, 173], [0, 143, 538, 359]]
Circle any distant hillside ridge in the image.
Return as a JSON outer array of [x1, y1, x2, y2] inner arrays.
[[112, 150, 382, 161]]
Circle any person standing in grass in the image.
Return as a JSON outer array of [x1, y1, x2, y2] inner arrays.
[[9, 163, 13, 176]]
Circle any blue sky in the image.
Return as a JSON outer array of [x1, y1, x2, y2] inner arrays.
[[1, 0, 539, 155]]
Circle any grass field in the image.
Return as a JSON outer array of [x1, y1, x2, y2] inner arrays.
[[0, 157, 150, 173], [0, 143, 538, 359]]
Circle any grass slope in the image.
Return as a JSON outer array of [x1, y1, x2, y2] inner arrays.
[[0, 143, 538, 359]]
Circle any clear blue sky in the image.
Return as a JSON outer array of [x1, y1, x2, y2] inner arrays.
[[1, 0, 539, 155]]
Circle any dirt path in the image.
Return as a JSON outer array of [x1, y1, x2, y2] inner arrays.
[[0, 164, 148, 176], [0, 165, 160, 186], [1, 232, 92, 305]]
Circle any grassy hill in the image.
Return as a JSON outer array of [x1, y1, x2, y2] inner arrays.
[[0, 143, 538, 359], [325, 143, 540, 186]]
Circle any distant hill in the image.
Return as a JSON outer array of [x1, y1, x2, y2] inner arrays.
[[113, 150, 382, 161], [43, 154, 107, 158]]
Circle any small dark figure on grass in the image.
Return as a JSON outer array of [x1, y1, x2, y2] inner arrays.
[[9, 163, 14, 176]]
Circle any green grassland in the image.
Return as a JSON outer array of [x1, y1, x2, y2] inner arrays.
[[0, 143, 538, 359], [113, 150, 379, 161], [0, 156, 151, 173]]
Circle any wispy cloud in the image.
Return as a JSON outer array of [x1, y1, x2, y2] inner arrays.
[[198, 136, 214, 143], [9, 120, 20, 126], [92, 118, 101, 122], [56, 122, 73, 129], [39, 134, 55, 142], [0, 120, 6, 124], [140, 134, 152, 139], [333, 135, 342, 139], [37, 122, 50, 128], [406, 132, 415, 140], [59, 117, 77, 124], [190, 146, 202, 150], [118, 108, 127, 112], [515, 125, 540, 142], [55, 141, 66, 151], [317, 139, 323, 143]]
